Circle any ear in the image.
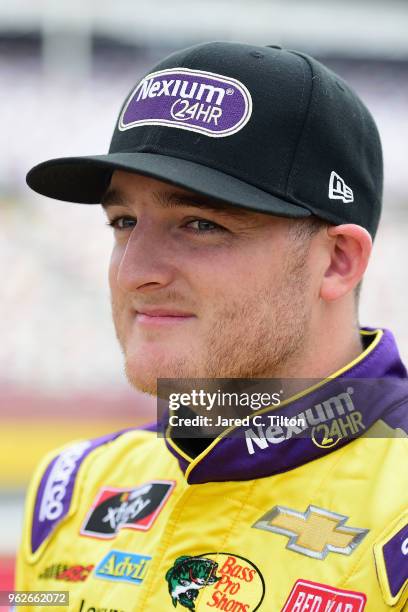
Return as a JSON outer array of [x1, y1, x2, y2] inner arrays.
[[320, 224, 372, 302]]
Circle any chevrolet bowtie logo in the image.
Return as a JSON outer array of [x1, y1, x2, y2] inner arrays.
[[252, 505, 369, 560]]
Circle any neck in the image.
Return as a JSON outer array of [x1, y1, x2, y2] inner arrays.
[[285, 324, 363, 379], [267, 305, 364, 380]]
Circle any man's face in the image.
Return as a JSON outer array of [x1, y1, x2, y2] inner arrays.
[[104, 171, 319, 395]]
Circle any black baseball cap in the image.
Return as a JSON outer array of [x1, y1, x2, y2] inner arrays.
[[26, 41, 383, 237]]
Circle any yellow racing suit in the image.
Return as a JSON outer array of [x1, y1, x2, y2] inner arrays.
[[16, 327, 408, 611]]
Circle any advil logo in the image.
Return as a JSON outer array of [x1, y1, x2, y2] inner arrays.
[[95, 550, 151, 585], [281, 579, 366, 611]]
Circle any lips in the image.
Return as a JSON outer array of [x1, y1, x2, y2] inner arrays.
[[136, 308, 193, 317], [133, 307, 196, 326]]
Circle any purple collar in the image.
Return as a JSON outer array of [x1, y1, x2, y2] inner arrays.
[[165, 328, 408, 484]]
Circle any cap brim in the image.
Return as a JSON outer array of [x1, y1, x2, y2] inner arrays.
[[26, 152, 311, 219]]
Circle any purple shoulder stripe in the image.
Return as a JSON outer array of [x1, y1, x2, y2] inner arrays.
[[381, 389, 408, 435], [31, 428, 135, 554], [139, 420, 160, 433]]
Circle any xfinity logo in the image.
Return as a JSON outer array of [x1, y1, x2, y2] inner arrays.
[[119, 67, 252, 137]]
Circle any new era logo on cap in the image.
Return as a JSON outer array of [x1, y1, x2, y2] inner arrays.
[[329, 171, 354, 203]]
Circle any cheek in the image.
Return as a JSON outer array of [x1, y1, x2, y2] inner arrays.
[[192, 253, 246, 298], [108, 248, 128, 331], [191, 250, 271, 315], [108, 246, 123, 295], [204, 246, 273, 289]]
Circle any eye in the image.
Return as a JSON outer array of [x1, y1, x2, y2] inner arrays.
[[185, 219, 224, 233], [106, 216, 136, 230]]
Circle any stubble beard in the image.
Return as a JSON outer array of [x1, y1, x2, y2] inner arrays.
[[112, 242, 311, 396]]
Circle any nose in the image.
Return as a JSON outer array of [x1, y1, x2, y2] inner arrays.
[[111, 221, 176, 293]]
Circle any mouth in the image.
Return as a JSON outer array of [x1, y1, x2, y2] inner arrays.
[[134, 308, 196, 326]]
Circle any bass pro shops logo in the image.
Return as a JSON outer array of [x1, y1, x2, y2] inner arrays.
[[80, 480, 175, 538], [119, 68, 252, 137], [245, 387, 365, 454], [166, 556, 220, 610], [165, 553, 265, 611]]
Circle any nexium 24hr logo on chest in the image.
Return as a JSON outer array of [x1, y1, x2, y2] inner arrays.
[[118, 68, 253, 137]]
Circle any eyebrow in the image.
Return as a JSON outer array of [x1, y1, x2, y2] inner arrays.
[[101, 187, 253, 219]]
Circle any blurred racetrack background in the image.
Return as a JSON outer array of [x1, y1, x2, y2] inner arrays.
[[0, 0, 407, 592]]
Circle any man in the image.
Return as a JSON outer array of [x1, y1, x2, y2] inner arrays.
[[17, 42, 407, 611]]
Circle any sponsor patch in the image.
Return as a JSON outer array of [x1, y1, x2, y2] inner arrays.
[[119, 68, 252, 137], [245, 386, 365, 455], [39, 563, 93, 582], [252, 505, 368, 560], [80, 480, 175, 538], [281, 579, 366, 611], [374, 514, 408, 606], [165, 552, 265, 611], [31, 430, 132, 553], [32, 440, 91, 553], [94, 550, 151, 585]]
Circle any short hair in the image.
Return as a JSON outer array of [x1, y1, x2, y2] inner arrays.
[[289, 215, 330, 240]]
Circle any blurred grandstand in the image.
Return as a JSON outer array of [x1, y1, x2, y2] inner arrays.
[[0, 0, 407, 591]]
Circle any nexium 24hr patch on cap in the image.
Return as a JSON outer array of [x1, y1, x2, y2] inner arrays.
[[118, 68, 253, 137]]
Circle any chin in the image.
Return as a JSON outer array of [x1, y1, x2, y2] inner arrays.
[[124, 349, 194, 396], [125, 369, 159, 397]]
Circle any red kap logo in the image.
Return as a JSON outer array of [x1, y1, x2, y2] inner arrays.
[[165, 553, 265, 611], [80, 480, 175, 539], [281, 579, 366, 611]]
